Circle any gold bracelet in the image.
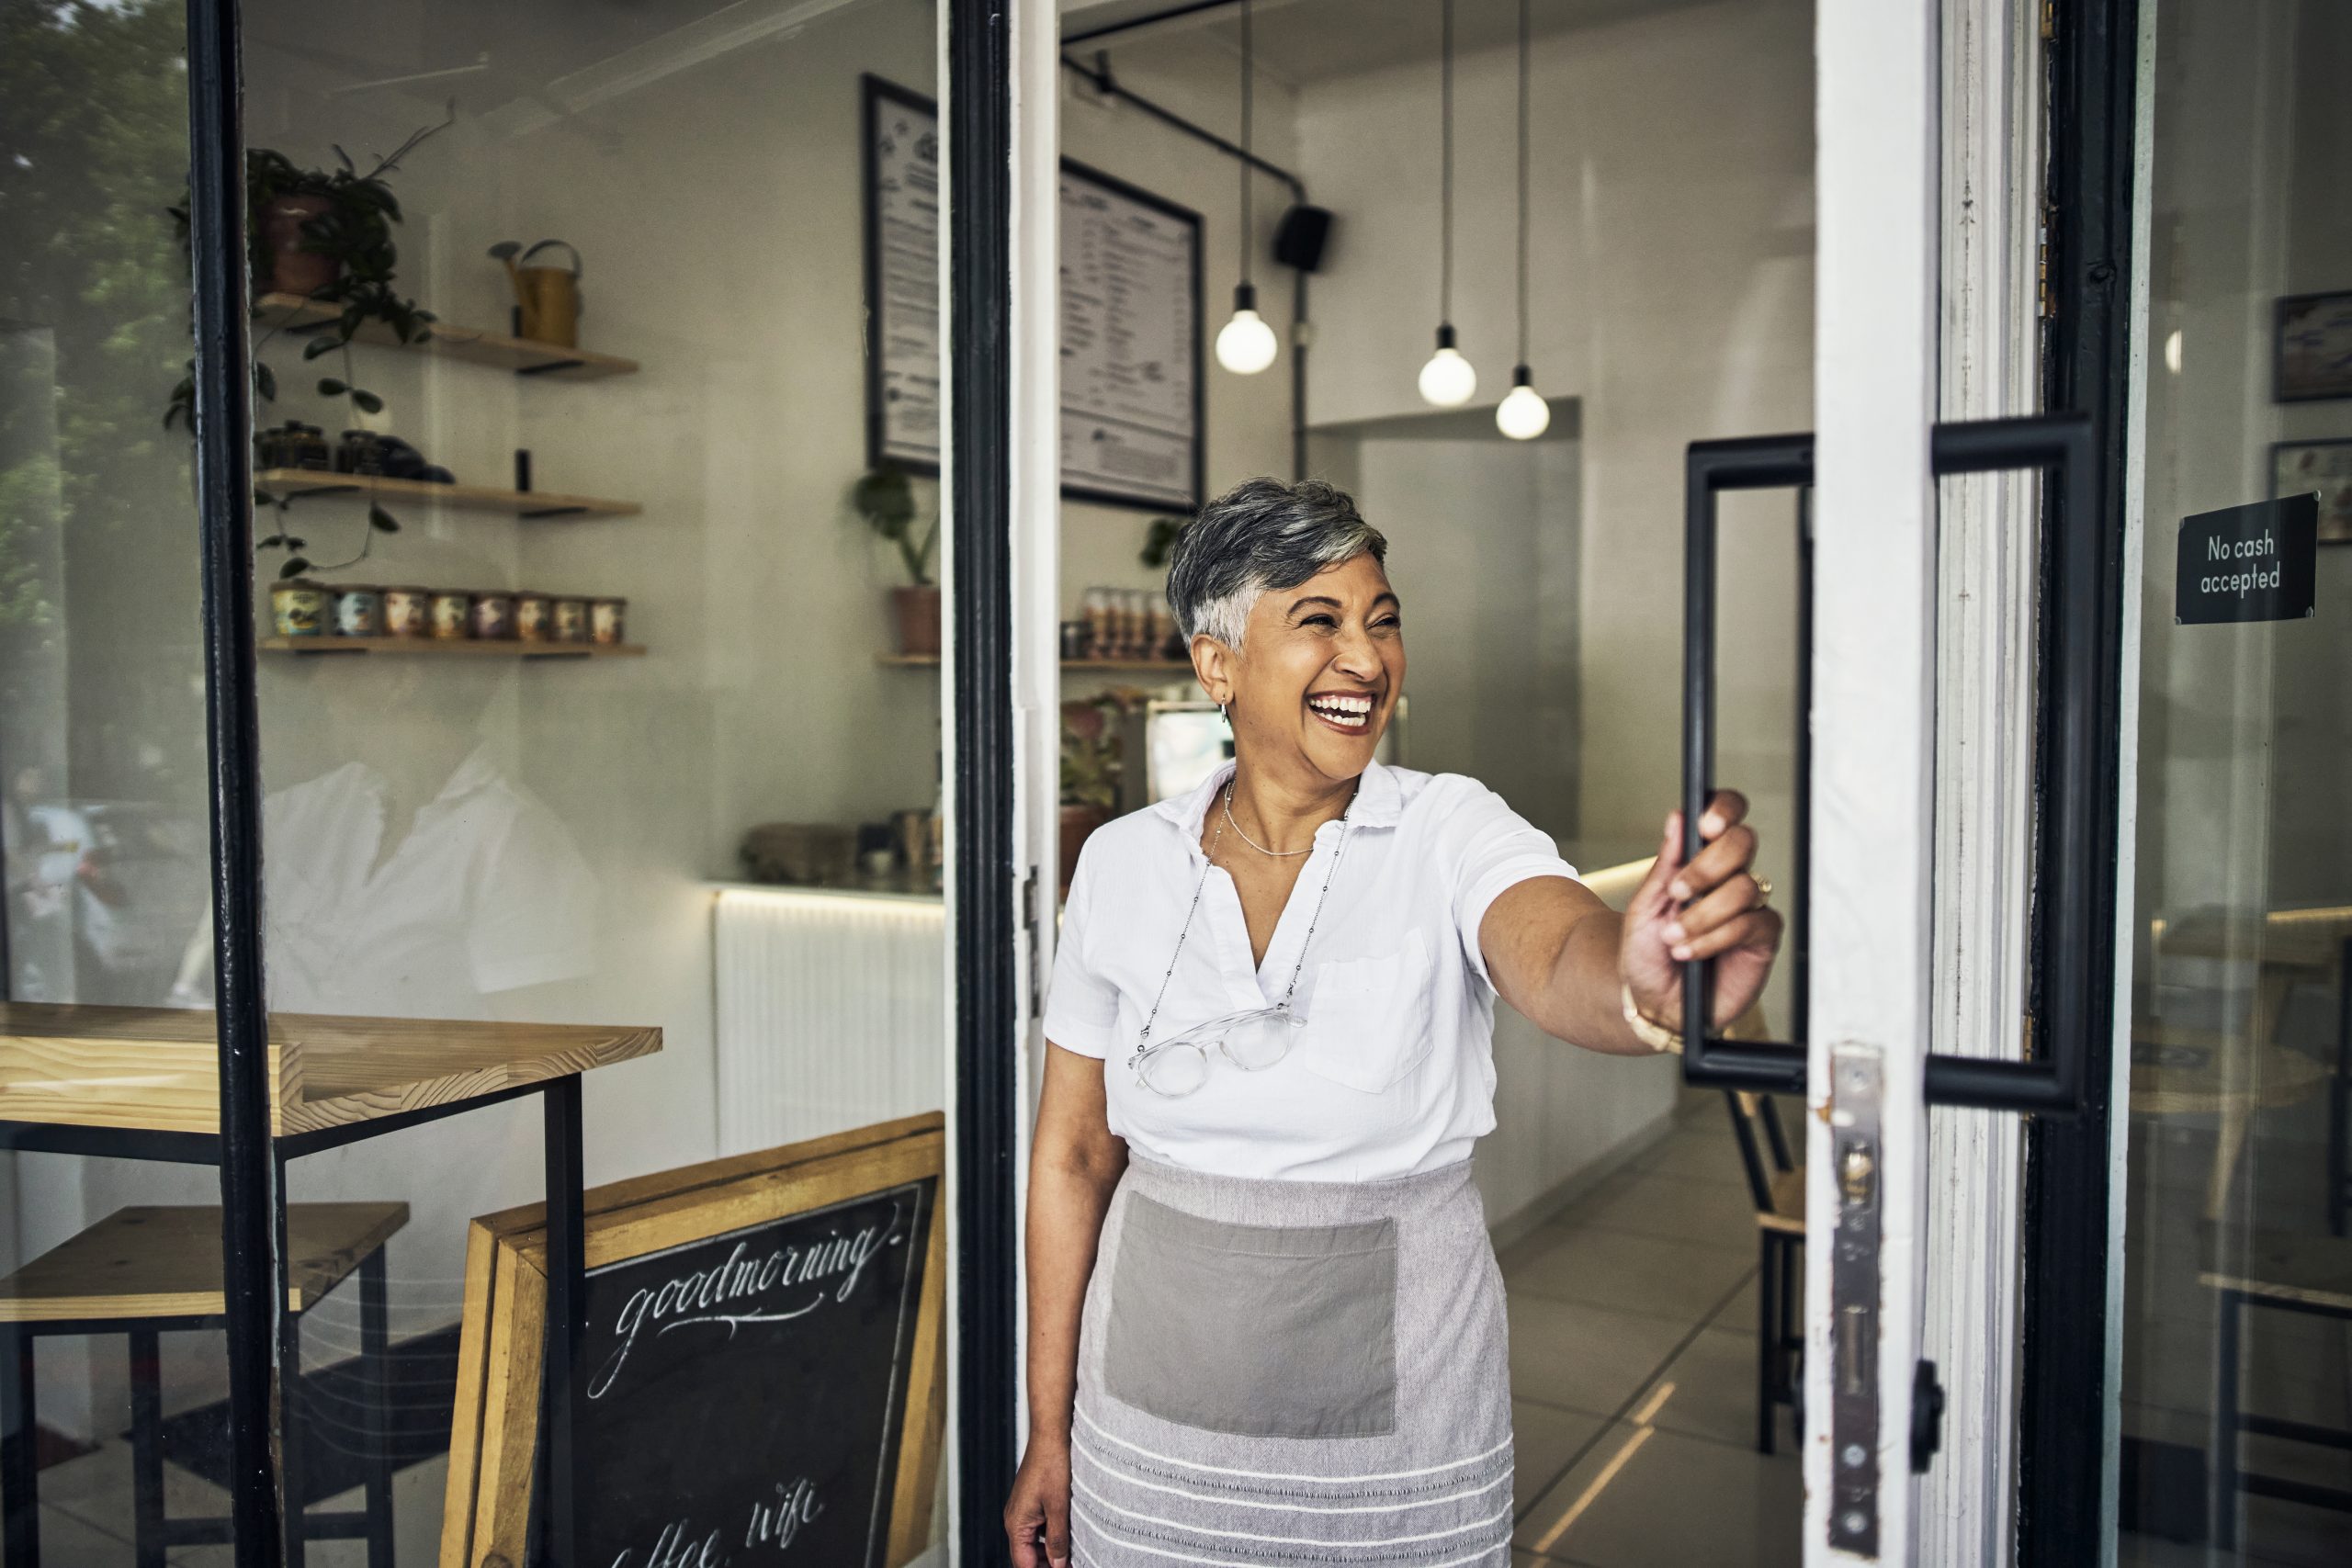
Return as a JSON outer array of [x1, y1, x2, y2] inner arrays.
[[1621, 982, 1685, 1055]]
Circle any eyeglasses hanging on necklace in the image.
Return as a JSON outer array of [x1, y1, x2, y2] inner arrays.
[[1214, 0, 1279, 375], [1498, 0, 1552, 439], [1419, 0, 1477, 407]]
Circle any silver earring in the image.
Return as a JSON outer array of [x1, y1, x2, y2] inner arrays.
[[1218, 701, 1230, 723]]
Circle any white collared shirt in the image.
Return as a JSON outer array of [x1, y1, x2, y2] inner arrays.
[[1044, 759, 1579, 1181]]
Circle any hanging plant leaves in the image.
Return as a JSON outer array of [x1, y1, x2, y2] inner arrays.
[[254, 362, 277, 401], [368, 506, 399, 534], [349, 389, 384, 414], [279, 557, 312, 579], [316, 376, 347, 396], [303, 336, 340, 361]]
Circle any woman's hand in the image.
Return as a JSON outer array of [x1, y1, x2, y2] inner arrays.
[[1004, 1438, 1073, 1568], [1622, 789, 1783, 1034]]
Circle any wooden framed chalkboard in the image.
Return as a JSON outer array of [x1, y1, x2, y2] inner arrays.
[[439, 1114, 946, 1568]]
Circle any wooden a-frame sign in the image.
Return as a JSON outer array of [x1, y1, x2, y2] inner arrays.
[[439, 1113, 947, 1568]]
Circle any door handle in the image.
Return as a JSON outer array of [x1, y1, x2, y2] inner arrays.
[[1679, 412, 2098, 1119]]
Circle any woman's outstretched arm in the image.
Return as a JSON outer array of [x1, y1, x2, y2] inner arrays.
[[1483, 788, 1783, 1052], [1004, 1043, 1127, 1568]]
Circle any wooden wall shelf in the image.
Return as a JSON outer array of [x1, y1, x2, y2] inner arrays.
[[877, 653, 1194, 674], [0, 1003, 662, 1139], [255, 469, 639, 521], [263, 637, 645, 660], [256, 293, 640, 379]]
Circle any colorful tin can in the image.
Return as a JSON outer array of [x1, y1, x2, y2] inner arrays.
[[590, 596, 628, 646], [269, 579, 330, 638], [514, 590, 552, 642], [551, 596, 589, 643], [429, 589, 472, 640], [469, 588, 515, 640], [334, 586, 383, 637], [383, 586, 431, 637]]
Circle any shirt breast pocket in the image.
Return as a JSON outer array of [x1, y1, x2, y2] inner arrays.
[[1293, 930, 1437, 1093]]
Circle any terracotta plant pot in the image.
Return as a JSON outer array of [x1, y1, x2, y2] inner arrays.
[[261, 193, 338, 296], [892, 584, 942, 657], [1059, 804, 1111, 896]]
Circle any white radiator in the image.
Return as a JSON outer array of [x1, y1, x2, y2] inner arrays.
[[713, 887, 947, 1153]]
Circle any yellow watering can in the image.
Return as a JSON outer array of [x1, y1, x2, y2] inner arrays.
[[489, 239, 582, 348]]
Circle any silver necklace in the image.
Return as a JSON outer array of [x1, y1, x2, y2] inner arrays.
[[1132, 799, 1353, 1055], [1222, 781, 1329, 858]]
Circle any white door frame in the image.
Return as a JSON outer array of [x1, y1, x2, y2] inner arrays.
[[1807, 0, 1940, 1559]]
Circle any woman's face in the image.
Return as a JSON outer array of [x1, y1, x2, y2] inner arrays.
[[1213, 552, 1406, 786]]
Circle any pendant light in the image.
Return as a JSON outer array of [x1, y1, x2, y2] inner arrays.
[[1418, 0, 1476, 406], [1215, 0, 1278, 375], [1497, 0, 1551, 439]]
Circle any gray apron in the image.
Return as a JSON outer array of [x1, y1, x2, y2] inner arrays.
[[1070, 1154, 1512, 1567]]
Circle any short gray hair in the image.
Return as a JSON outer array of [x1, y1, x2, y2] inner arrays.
[[1165, 478, 1388, 649]]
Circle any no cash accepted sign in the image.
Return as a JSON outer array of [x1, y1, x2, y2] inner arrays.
[[2176, 493, 2317, 625]]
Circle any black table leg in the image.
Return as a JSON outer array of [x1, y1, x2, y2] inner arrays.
[[2213, 1287, 2243, 1550], [279, 1152, 307, 1568], [544, 1077, 584, 1568], [1, 1324, 39, 1568], [361, 1248, 393, 1568], [130, 1329, 165, 1568]]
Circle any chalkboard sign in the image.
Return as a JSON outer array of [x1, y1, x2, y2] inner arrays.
[[581, 1180, 933, 1567], [442, 1117, 947, 1568]]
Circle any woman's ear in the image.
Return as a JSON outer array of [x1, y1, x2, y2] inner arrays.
[[1191, 635, 1235, 705]]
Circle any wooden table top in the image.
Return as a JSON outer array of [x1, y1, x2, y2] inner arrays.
[[0, 1004, 662, 1139], [2154, 905, 2352, 971], [2127, 1027, 2335, 1117]]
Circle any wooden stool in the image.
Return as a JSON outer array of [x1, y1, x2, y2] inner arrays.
[[0, 1202, 407, 1568], [2201, 1228, 2352, 1549], [1724, 1090, 1805, 1454]]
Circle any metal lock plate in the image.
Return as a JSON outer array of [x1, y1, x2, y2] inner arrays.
[[1828, 1042, 1883, 1557]]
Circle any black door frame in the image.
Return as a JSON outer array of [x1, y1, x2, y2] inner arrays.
[[2018, 0, 2141, 1561], [181, 1, 1022, 1562]]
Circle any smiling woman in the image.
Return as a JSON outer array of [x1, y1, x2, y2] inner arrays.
[[1003, 477, 1786, 1568]]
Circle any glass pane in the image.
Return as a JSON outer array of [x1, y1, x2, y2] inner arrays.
[[2114, 3, 2352, 1563], [2, 0, 247, 1556], [227, 1, 951, 1561]]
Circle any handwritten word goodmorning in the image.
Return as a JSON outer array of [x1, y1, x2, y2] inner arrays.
[[588, 1208, 901, 1400]]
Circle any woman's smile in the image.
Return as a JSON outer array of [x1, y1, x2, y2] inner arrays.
[[1305, 689, 1377, 733]]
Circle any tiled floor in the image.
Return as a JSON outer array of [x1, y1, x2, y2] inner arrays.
[[1504, 1102, 1801, 1568]]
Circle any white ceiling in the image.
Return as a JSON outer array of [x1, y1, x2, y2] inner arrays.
[[1061, 0, 1731, 84]]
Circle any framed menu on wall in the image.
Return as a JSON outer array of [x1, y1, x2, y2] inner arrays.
[[863, 79, 1204, 510]]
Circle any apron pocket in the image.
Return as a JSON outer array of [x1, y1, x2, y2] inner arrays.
[[1103, 1194, 1396, 1439]]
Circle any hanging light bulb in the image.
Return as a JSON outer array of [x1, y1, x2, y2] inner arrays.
[[1217, 282, 1279, 375], [1497, 365, 1551, 439], [1216, 0, 1275, 376], [1419, 0, 1476, 406], [1419, 328, 1477, 406], [1497, 0, 1544, 439]]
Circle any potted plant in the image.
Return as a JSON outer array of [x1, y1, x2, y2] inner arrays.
[[853, 464, 942, 655], [165, 108, 451, 580]]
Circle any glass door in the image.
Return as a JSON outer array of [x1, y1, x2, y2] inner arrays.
[[2106, 2, 2352, 1563]]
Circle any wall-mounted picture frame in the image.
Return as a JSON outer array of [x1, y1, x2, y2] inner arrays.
[[2273, 290, 2352, 402], [863, 76, 1204, 511], [2271, 437, 2352, 544], [439, 1114, 946, 1568]]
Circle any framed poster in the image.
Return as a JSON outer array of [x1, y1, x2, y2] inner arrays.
[[864, 79, 1204, 509], [2273, 290, 2352, 403], [2271, 436, 2352, 544], [440, 1114, 946, 1568], [864, 76, 944, 472]]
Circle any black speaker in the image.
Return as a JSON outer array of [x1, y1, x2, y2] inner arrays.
[[1272, 204, 1333, 274]]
